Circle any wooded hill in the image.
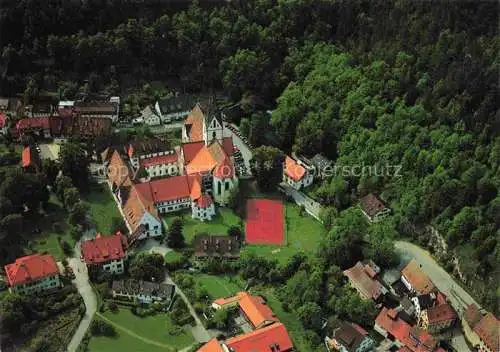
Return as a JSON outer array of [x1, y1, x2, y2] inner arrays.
[[0, 0, 498, 313]]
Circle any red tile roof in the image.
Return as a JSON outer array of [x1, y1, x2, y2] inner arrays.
[[213, 157, 234, 179], [4, 254, 59, 286], [239, 294, 279, 329], [222, 137, 234, 157], [343, 261, 384, 300], [0, 112, 6, 128], [360, 193, 388, 218], [474, 313, 499, 352], [213, 292, 248, 307], [401, 260, 436, 294], [186, 145, 217, 175], [196, 194, 213, 208], [375, 308, 440, 352], [225, 322, 293, 352], [182, 141, 205, 164], [184, 104, 205, 142], [16, 117, 50, 131], [427, 303, 456, 324], [81, 232, 127, 265], [123, 186, 159, 232], [285, 155, 306, 181], [197, 338, 225, 352], [140, 152, 178, 167], [22, 146, 32, 167], [135, 175, 201, 204]]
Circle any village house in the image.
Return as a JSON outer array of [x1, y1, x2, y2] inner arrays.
[[198, 323, 294, 352], [73, 98, 120, 122], [310, 153, 333, 179], [0, 112, 7, 135], [283, 155, 315, 190], [343, 260, 387, 301], [135, 105, 160, 126], [360, 193, 391, 222], [420, 302, 456, 333], [374, 308, 446, 352], [112, 279, 175, 305], [81, 232, 128, 276], [0, 97, 9, 110], [325, 320, 376, 352], [462, 304, 499, 352], [25, 103, 54, 118], [193, 234, 240, 260], [127, 138, 172, 170], [122, 186, 163, 242], [411, 293, 436, 321], [401, 260, 436, 295], [16, 117, 51, 138], [154, 94, 193, 123], [4, 254, 61, 295]]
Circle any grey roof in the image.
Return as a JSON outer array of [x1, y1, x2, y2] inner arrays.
[[415, 293, 436, 310], [112, 279, 175, 300], [158, 94, 193, 114], [311, 153, 332, 169], [200, 102, 224, 129]]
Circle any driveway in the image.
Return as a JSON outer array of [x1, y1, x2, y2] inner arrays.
[[279, 182, 323, 220], [164, 273, 211, 343], [67, 238, 98, 352], [134, 238, 172, 256]]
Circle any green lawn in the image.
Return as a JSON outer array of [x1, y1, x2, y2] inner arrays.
[[32, 195, 76, 261], [83, 184, 122, 234], [242, 202, 325, 264], [88, 308, 195, 352], [164, 251, 184, 264], [193, 274, 244, 299], [164, 208, 242, 244]]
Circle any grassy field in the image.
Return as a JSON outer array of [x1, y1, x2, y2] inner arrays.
[[32, 195, 76, 261], [193, 274, 245, 299], [164, 208, 242, 244], [88, 308, 195, 352], [164, 251, 184, 264], [242, 202, 325, 264], [83, 184, 122, 234]]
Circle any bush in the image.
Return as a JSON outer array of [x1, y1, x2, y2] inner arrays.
[[91, 319, 117, 337], [60, 240, 73, 255], [108, 301, 118, 312]]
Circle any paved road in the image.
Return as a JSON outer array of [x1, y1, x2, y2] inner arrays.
[[164, 273, 211, 343], [67, 239, 98, 352], [279, 182, 323, 220]]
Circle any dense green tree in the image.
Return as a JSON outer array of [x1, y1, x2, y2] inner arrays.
[[249, 146, 284, 192], [129, 253, 165, 282], [59, 142, 89, 191], [167, 218, 185, 249]]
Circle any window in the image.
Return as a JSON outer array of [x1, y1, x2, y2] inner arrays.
[[212, 131, 216, 140], [217, 181, 221, 195], [225, 181, 230, 190]]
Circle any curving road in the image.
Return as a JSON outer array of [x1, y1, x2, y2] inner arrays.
[[66, 239, 98, 352]]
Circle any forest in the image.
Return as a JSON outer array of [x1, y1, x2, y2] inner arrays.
[[0, 0, 498, 318]]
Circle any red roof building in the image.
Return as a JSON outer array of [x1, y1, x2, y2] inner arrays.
[[140, 152, 178, 168], [284, 155, 306, 181], [4, 254, 61, 294], [0, 112, 6, 129], [238, 293, 279, 329], [224, 322, 293, 352], [343, 261, 386, 301], [181, 141, 205, 164], [401, 260, 436, 295], [196, 194, 213, 208], [81, 232, 127, 274], [375, 308, 444, 352]]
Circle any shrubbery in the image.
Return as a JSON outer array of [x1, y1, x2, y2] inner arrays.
[[90, 319, 117, 337]]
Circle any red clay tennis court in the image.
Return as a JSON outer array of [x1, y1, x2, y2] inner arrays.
[[245, 199, 284, 245]]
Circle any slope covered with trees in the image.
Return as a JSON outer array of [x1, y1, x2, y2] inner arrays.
[[0, 0, 497, 315]]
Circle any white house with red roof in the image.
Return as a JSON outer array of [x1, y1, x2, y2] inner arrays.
[[140, 151, 179, 179], [4, 254, 61, 295], [283, 155, 314, 190], [81, 232, 128, 275]]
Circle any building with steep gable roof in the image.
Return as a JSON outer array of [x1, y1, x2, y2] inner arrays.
[[462, 304, 499, 352], [4, 254, 61, 295], [81, 232, 128, 275]]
